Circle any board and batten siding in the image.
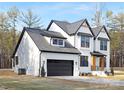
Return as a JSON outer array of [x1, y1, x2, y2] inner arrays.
[[41, 52, 80, 77], [95, 28, 110, 71], [48, 22, 75, 46], [75, 23, 94, 73], [13, 31, 40, 76], [48, 22, 94, 73]]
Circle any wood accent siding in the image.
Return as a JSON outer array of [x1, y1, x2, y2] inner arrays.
[[91, 56, 105, 71], [91, 56, 96, 71], [100, 57, 105, 71]]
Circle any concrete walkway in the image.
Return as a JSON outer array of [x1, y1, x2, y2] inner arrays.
[[50, 76, 124, 86]]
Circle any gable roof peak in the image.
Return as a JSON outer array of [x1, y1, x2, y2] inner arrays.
[[52, 20, 70, 24], [92, 25, 110, 39], [49, 19, 92, 35]]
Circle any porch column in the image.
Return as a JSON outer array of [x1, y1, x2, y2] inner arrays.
[[100, 57, 105, 71], [91, 56, 96, 71]]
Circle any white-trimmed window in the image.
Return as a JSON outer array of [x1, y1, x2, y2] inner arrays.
[[52, 38, 65, 47], [81, 36, 90, 48], [80, 56, 88, 67], [100, 40, 107, 51]]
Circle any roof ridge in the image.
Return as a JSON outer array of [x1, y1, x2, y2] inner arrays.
[[92, 26, 104, 29], [52, 20, 70, 24], [43, 30, 61, 33], [25, 27, 65, 35], [71, 19, 85, 24], [25, 27, 42, 30], [53, 19, 85, 24]]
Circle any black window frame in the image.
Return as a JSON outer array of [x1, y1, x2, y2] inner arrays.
[[81, 35, 90, 48], [52, 38, 64, 46], [58, 39, 63, 45], [53, 38, 58, 45], [100, 39, 107, 51], [80, 56, 88, 67]]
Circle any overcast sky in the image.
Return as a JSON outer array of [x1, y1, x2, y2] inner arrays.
[[0, 2, 124, 30]]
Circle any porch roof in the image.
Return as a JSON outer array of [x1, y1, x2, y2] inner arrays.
[[90, 51, 106, 56]]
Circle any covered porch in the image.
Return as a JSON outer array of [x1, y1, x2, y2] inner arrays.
[[91, 51, 106, 71]]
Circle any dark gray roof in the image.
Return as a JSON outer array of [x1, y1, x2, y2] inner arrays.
[[92, 26, 103, 36], [98, 37, 110, 41], [26, 28, 80, 54], [12, 27, 80, 58], [52, 19, 85, 35], [90, 51, 106, 56], [92, 26, 110, 39], [77, 32, 93, 37], [25, 28, 66, 39]]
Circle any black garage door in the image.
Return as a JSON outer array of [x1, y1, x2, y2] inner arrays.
[[47, 59, 73, 76]]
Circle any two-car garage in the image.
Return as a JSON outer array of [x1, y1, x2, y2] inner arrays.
[[47, 59, 73, 76], [41, 52, 80, 77]]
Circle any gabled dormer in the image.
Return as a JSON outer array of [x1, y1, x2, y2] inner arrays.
[[51, 38, 65, 47], [92, 25, 110, 52], [93, 25, 110, 40], [39, 30, 67, 48], [74, 19, 94, 50]]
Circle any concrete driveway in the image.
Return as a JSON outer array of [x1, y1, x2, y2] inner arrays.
[[49, 76, 124, 86]]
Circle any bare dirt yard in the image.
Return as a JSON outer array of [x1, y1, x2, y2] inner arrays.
[[0, 69, 124, 90]]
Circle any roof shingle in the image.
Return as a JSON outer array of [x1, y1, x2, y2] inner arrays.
[[25, 27, 66, 39], [26, 28, 80, 54], [53, 19, 85, 35]]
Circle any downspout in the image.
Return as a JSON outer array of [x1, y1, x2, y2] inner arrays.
[[39, 51, 42, 77]]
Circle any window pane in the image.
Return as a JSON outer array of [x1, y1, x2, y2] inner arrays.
[[86, 37, 89, 48], [100, 43, 103, 50], [81, 36, 85, 47], [80, 56, 88, 67], [100, 40, 107, 50], [81, 36, 90, 48], [59, 40, 63, 45], [104, 40, 107, 50], [100, 40, 103, 50], [53, 39, 57, 44]]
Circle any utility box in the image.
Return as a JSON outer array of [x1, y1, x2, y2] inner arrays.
[[18, 68, 26, 75]]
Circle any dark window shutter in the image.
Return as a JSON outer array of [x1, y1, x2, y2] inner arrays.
[[16, 56, 18, 65]]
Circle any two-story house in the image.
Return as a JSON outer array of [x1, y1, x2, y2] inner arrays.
[[47, 19, 110, 76], [12, 19, 110, 77]]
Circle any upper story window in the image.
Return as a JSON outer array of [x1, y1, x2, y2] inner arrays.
[[81, 36, 90, 48], [100, 40, 107, 51], [52, 38, 64, 47]]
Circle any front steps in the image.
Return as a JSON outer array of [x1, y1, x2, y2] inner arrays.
[[91, 71, 107, 77]]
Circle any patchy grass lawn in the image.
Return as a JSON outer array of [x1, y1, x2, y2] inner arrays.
[[86, 70, 124, 81], [0, 75, 124, 90], [104, 71, 124, 80], [0, 69, 124, 90]]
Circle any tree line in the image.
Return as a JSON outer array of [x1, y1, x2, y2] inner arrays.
[[0, 6, 43, 68], [92, 3, 124, 67], [1, 4, 124, 68]]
